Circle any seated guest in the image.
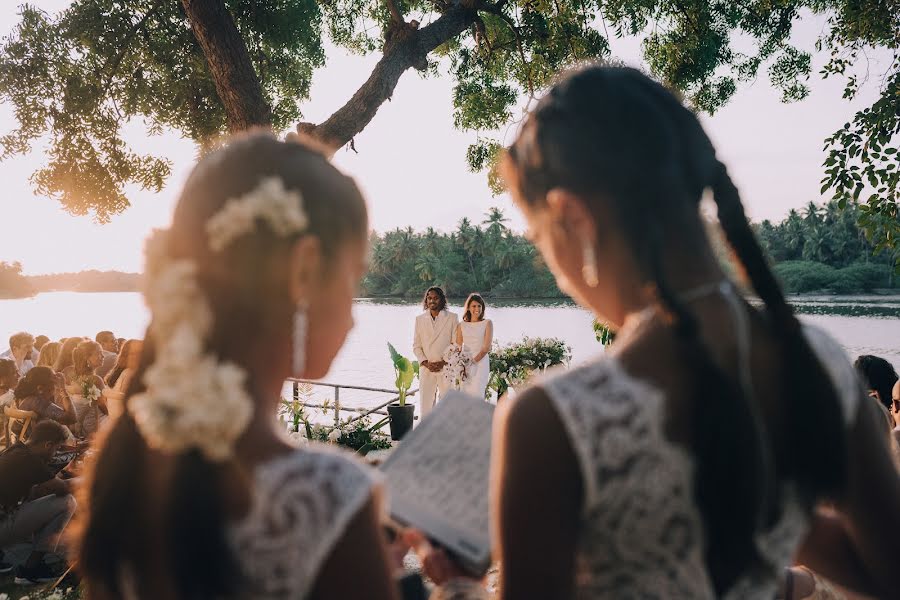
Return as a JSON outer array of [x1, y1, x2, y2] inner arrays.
[[0, 359, 20, 448], [853, 355, 898, 412], [67, 341, 106, 437], [0, 420, 76, 584], [94, 331, 118, 379], [103, 340, 142, 419], [1, 332, 36, 377], [36, 342, 61, 369], [0, 359, 18, 408], [13, 367, 77, 432], [52, 337, 82, 384], [33, 335, 49, 352]]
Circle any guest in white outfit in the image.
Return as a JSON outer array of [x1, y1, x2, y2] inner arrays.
[[456, 293, 493, 400], [1, 332, 36, 377], [413, 286, 458, 417]]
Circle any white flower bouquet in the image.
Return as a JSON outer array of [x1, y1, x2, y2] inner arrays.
[[442, 343, 474, 390], [82, 380, 101, 406]]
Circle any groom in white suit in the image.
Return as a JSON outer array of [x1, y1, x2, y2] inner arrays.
[[413, 286, 458, 417]]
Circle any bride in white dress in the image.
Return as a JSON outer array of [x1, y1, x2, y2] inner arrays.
[[456, 293, 493, 400]]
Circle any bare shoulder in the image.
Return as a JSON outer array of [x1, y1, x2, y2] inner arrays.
[[496, 386, 573, 465]]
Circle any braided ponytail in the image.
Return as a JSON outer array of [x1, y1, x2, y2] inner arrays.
[[710, 163, 847, 503], [646, 225, 768, 592]]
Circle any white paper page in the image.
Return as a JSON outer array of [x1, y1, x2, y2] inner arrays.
[[380, 391, 494, 572]]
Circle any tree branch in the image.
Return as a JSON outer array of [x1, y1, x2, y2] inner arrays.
[[297, 5, 476, 152], [482, 4, 534, 96], [181, 0, 272, 131], [100, 0, 165, 89], [385, 0, 405, 24]]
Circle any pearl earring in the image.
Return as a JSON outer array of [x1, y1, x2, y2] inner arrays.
[[292, 304, 308, 376], [582, 241, 599, 287]]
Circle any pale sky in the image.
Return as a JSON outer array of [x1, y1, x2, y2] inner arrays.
[[0, 2, 893, 274]]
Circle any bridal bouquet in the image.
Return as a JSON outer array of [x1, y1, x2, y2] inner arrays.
[[442, 343, 474, 390]]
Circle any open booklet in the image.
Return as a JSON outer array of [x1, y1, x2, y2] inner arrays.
[[379, 391, 494, 576]]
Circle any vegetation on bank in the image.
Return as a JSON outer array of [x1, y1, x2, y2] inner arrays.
[[755, 200, 898, 293], [0, 266, 140, 298], [364, 204, 898, 299], [2, 202, 897, 300], [362, 208, 563, 299]]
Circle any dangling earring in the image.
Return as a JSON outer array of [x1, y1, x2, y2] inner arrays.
[[581, 240, 599, 287], [292, 303, 308, 376]]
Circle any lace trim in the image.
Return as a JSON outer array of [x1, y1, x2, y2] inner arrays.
[[229, 445, 379, 599]]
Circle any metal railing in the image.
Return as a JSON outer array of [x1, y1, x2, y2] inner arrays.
[[286, 378, 418, 429]]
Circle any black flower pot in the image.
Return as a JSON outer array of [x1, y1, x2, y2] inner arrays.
[[387, 403, 415, 441]]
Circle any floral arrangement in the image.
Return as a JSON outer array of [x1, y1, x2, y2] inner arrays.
[[442, 343, 474, 390], [129, 175, 309, 462], [304, 416, 393, 455], [488, 337, 572, 398], [81, 379, 101, 406]]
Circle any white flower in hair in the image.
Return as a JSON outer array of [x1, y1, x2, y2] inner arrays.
[[206, 176, 309, 252], [131, 355, 254, 461]]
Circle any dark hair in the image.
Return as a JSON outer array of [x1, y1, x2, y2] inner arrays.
[[463, 293, 486, 322], [105, 339, 141, 388], [53, 337, 83, 374], [853, 355, 899, 411], [0, 359, 18, 387], [14, 366, 55, 400], [505, 64, 848, 593], [422, 286, 447, 311], [29, 419, 69, 445], [95, 331, 115, 345], [77, 132, 369, 599]]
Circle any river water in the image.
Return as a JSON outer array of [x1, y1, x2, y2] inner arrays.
[[1, 292, 898, 411]]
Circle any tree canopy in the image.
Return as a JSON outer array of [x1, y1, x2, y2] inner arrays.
[[0, 0, 896, 264]]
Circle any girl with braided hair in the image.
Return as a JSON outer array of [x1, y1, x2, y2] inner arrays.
[[412, 65, 900, 599]]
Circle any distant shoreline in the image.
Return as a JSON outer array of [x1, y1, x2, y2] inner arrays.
[[3, 289, 900, 301]]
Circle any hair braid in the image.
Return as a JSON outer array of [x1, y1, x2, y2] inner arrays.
[[646, 226, 766, 592], [710, 162, 847, 502]]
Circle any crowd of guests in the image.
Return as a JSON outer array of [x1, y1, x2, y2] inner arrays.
[[0, 330, 142, 585]]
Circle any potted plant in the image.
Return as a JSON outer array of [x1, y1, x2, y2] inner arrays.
[[387, 342, 419, 440]]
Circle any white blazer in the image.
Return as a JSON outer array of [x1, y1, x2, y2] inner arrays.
[[413, 310, 459, 363]]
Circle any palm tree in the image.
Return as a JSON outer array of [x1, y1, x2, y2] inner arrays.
[[482, 207, 509, 241]]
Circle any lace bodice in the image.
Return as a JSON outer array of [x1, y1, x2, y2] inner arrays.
[[228, 445, 379, 599], [538, 324, 862, 599]]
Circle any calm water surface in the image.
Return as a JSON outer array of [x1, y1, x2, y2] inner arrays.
[[2, 292, 897, 410]]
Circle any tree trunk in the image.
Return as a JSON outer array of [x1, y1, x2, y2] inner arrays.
[[181, 0, 272, 132], [298, 6, 477, 152]]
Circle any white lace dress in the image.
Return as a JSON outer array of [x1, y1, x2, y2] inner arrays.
[[122, 444, 379, 599], [229, 445, 380, 598], [433, 321, 864, 600], [535, 324, 862, 599]]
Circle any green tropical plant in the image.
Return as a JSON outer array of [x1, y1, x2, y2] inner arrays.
[[388, 342, 419, 407], [592, 320, 616, 346]]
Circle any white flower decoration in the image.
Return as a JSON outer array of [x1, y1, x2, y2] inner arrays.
[[206, 176, 308, 253], [130, 175, 311, 462], [327, 428, 342, 443]]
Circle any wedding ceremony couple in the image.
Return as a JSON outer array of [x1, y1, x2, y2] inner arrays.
[[413, 287, 494, 415]]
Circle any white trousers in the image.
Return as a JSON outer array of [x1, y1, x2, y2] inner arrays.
[[418, 368, 450, 418]]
